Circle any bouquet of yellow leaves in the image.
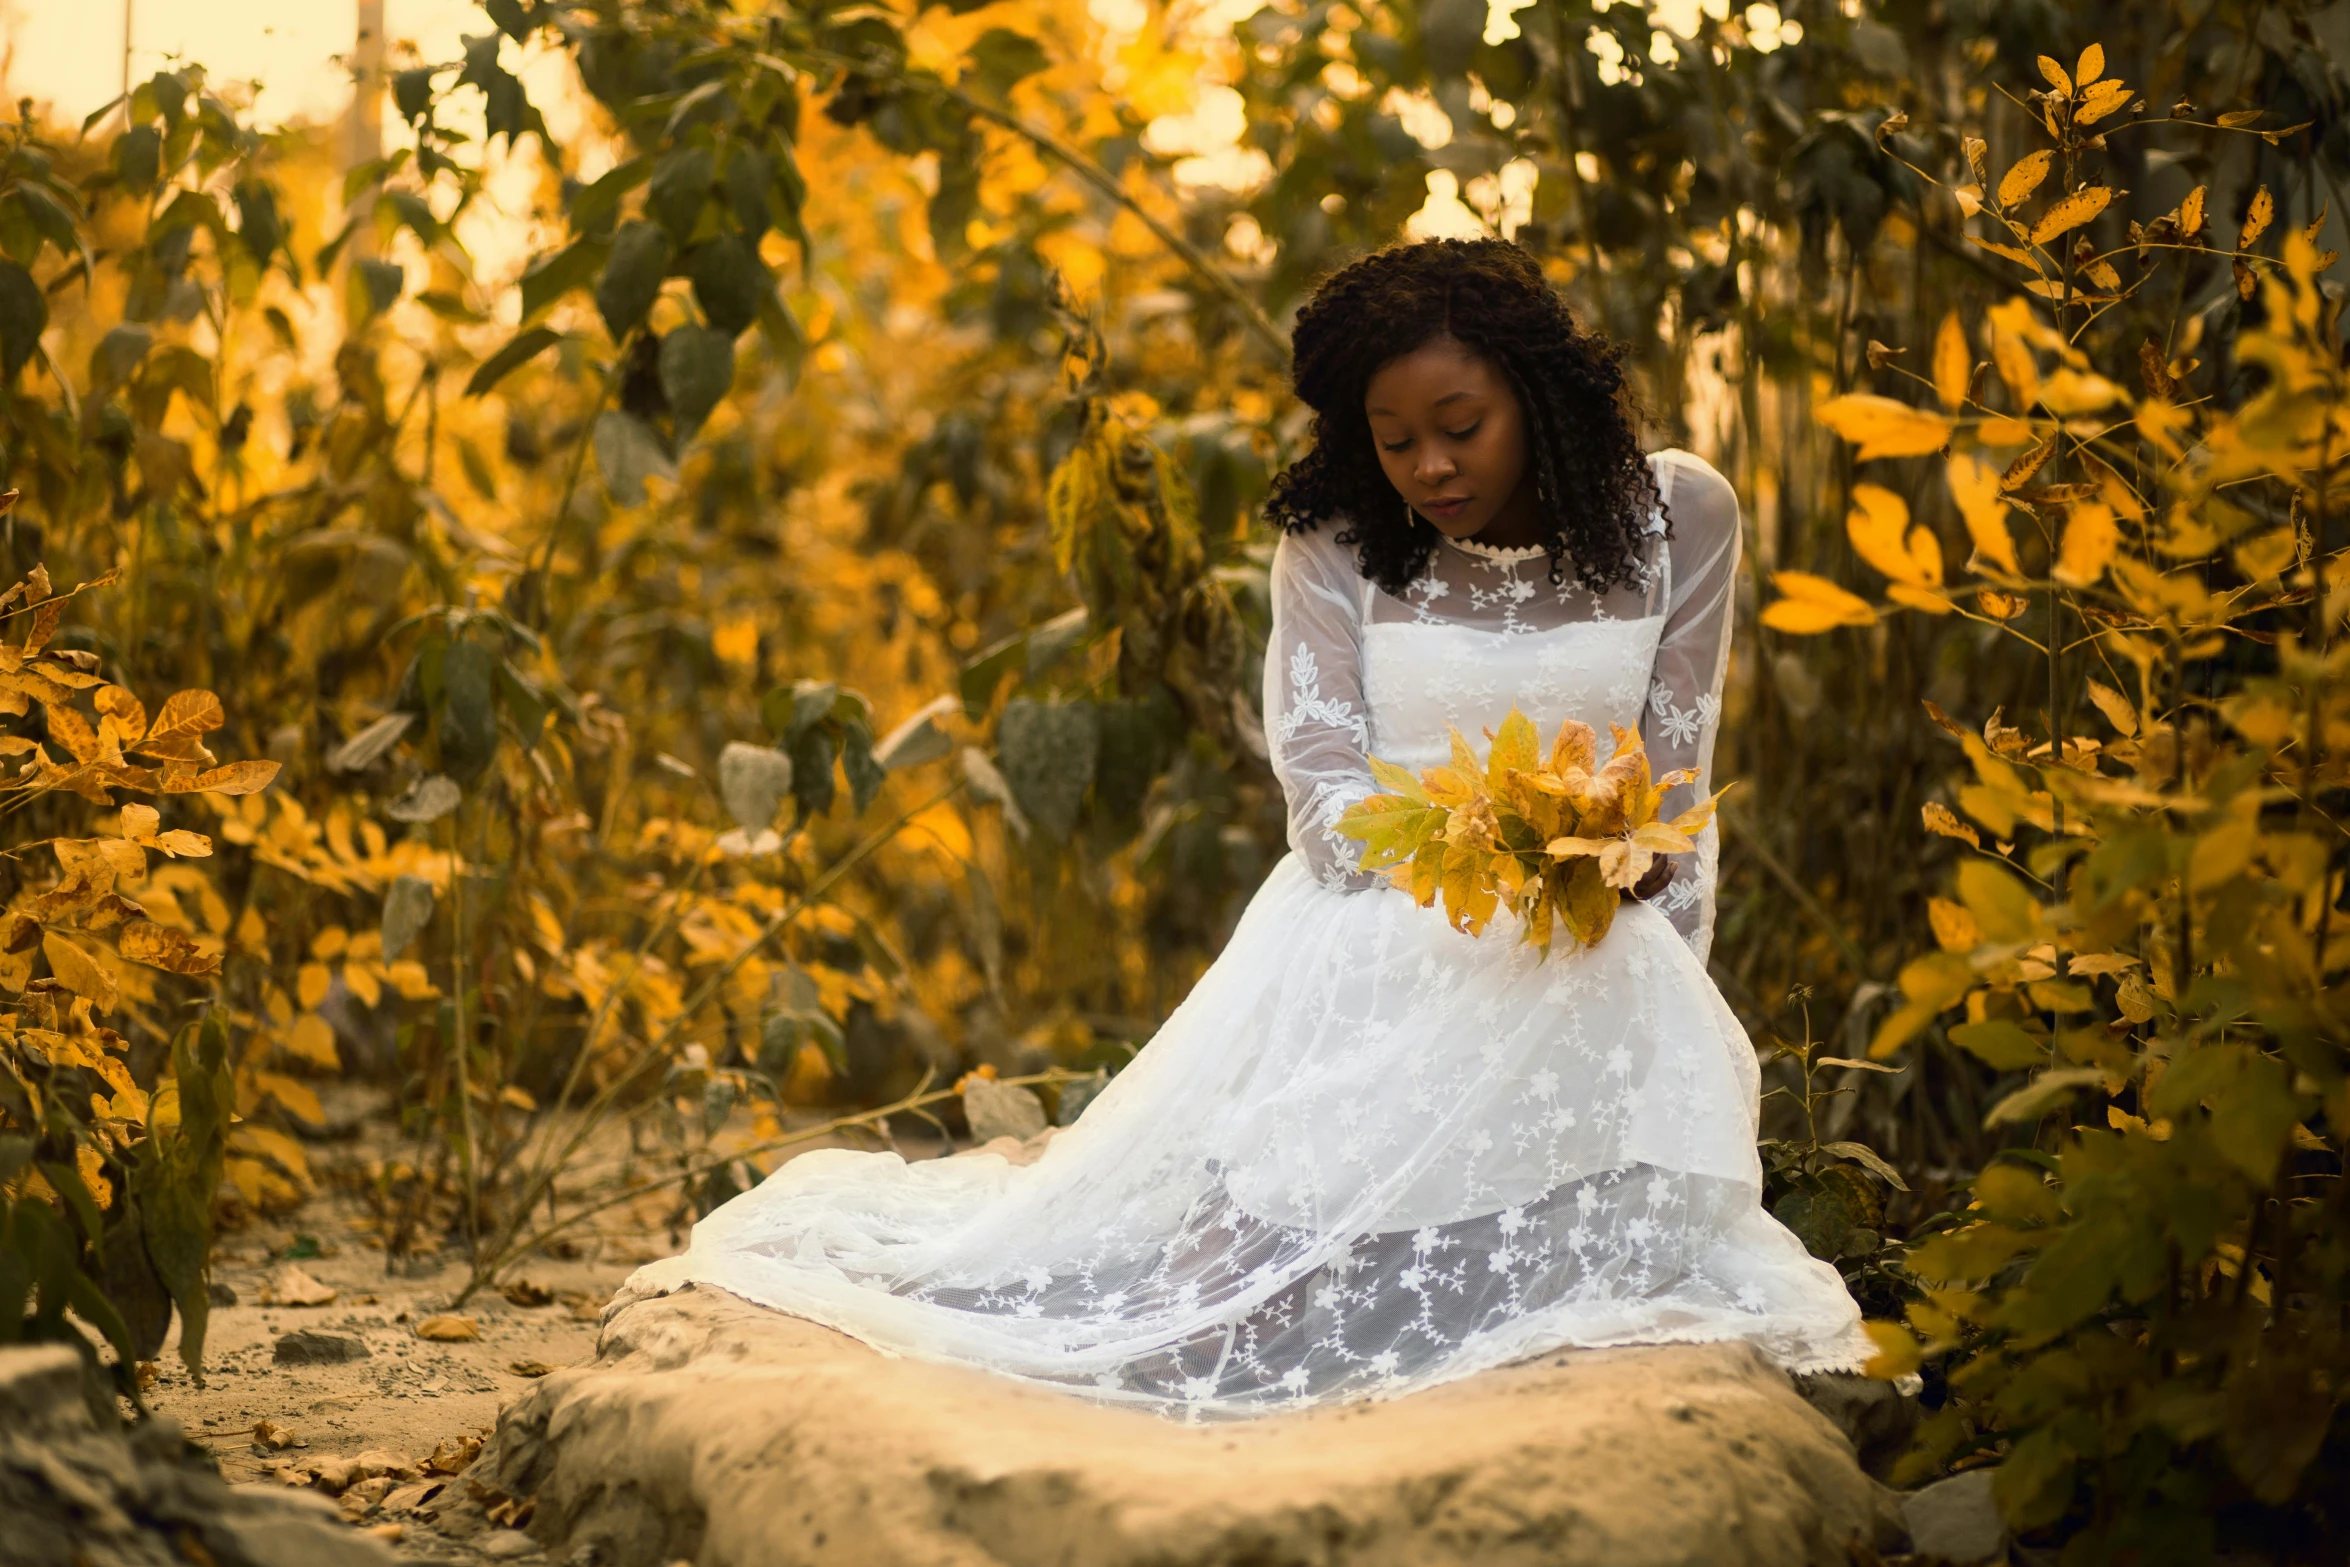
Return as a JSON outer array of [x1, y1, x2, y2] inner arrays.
[[1332, 708, 1728, 955]]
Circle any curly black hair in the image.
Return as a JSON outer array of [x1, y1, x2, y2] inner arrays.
[[1264, 237, 1662, 598]]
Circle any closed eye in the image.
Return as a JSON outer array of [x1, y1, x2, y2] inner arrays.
[[1380, 424, 1481, 453]]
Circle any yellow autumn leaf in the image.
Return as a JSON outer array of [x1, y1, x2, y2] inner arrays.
[[2037, 368, 2125, 414], [2180, 185, 2207, 238], [1846, 485, 1925, 584], [1928, 897, 1981, 952], [343, 962, 383, 1009], [2053, 501, 2122, 587], [2027, 186, 2113, 246], [2036, 54, 2072, 93], [1922, 802, 1981, 848], [1931, 312, 1970, 411], [2085, 680, 2139, 736], [284, 1012, 341, 1069], [43, 932, 117, 1011], [1945, 454, 2020, 575], [2075, 79, 2131, 126], [297, 961, 333, 1011], [1986, 310, 2042, 411], [2241, 185, 2275, 249], [1816, 394, 1955, 460], [1761, 571, 1879, 633], [2073, 42, 2105, 86], [1997, 149, 2055, 207], [1886, 582, 1954, 615]]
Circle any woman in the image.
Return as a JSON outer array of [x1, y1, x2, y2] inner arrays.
[[625, 237, 1875, 1418]]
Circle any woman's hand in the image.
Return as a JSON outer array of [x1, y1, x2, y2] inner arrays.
[[1631, 858, 1675, 902]]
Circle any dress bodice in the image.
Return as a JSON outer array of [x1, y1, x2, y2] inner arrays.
[[1262, 448, 1744, 961], [1362, 612, 1665, 777]]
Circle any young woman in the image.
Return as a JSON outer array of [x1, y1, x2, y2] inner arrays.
[[625, 237, 1875, 1417]]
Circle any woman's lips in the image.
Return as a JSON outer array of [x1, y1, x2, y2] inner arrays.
[[1422, 496, 1473, 518]]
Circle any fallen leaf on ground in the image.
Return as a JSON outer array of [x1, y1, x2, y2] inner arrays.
[[559, 1291, 602, 1322], [414, 1314, 480, 1342], [262, 1265, 337, 1307], [251, 1419, 300, 1452], [500, 1279, 555, 1307], [506, 1359, 555, 1378], [427, 1433, 484, 1473], [362, 1523, 405, 1544]]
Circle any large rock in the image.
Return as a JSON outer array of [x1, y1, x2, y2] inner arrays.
[[467, 1284, 1905, 1567], [0, 1342, 395, 1567]]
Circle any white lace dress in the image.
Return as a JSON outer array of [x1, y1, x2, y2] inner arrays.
[[625, 448, 1876, 1417]]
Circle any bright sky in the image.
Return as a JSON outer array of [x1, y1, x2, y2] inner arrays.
[[0, 0, 487, 126]]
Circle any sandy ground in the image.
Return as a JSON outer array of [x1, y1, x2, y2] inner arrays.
[[140, 1084, 744, 1561]]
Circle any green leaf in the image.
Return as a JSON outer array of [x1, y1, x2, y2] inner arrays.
[[1949, 1019, 2047, 1071], [723, 145, 773, 236], [873, 696, 959, 773], [686, 233, 770, 337], [465, 325, 562, 398], [1818, 1140, 1911, 1191], [1984, 1067, 2108, 1127], [788, 723, 840, 817], [521, 236, 610, 321], [592, 408, 676, 506], [1957, 858, 2041, 944], [959, 630, 1028, 718], [659, 324, 735, 441], [438, 639, 499, 785], [1420, 0, 1487, 75], [776, 680, 841, 746], [145, 1014, 232, 1377], [0, 261, 46, 381], [996, 697, 1099, 840], [485, 0, 532, 40], [1023, 605, 1090, 680], [647, 146, 716, 241], [113, 125, 162, 190], [719, 741, 795, 832], [353, 257, 406, 318], [841, 719, 885, 813], [568, 156, 651, 236], [966, 28, 1051, 98], [496, 660, 550, 749], [458, 32, 537, 149], [595, 219, 671, 338], [392, 66, 438, 124], [381, 874, 436, 958], [89, 323, 150, 398], [17, 182, 85, 271], [230, 179, 283, 268]]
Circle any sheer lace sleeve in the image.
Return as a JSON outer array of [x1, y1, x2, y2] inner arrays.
[[1643, 450, 1741, 963], [1265, 526, 1384, 891]]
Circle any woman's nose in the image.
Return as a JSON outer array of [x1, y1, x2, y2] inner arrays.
[[1416, 452, 1457, 485]]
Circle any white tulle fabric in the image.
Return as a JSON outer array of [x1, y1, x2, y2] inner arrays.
[[626, 449, 1875, 1419]]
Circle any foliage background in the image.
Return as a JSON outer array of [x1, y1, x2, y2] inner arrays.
[[2, 0, 2349, 1555]]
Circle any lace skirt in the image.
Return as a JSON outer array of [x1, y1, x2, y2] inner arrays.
[[622, 853, 1876, 1419]]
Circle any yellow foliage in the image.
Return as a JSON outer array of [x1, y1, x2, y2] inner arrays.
[[1335, 710, 1724, 956]]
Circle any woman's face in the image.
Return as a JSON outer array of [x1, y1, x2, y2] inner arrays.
[[1362, 333, 1539, 546]]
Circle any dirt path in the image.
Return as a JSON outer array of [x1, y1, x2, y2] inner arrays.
[[139, 1089, 961, 1561]]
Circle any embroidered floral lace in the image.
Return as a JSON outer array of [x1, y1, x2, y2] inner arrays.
[[625, 448, 1875, 1420], [1269, 447, 1737, 961]]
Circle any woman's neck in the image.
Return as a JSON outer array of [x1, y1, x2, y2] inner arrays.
[[1469, 479, 1544, 550]]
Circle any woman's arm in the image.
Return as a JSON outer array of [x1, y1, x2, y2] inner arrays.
[[1642, 451, 1742, 962], [1264, 527, 1387, 890]]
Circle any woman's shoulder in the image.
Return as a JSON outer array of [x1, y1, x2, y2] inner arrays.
[[1272, 515, 1366, 580], [1646, 446, 1734, 503]]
